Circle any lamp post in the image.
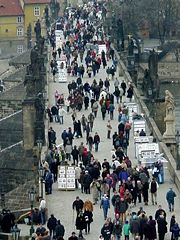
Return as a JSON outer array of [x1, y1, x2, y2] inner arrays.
[[36, 139, 43, 165], [28, 187, 36, 236], [175, 130, 180, 170], [11, 224, 21, 240], [39, 165, 45, 198]]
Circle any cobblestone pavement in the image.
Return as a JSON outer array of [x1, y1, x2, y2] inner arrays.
[[19, 53, 180, 239]]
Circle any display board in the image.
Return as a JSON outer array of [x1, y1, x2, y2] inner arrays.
[[133, 119, 146, 134], [98, 44, 106, 55], [126, 103, 138, 122], [134, 136, 154, 158], [58, 166, 75, 190], [56, 57, 67, 83]]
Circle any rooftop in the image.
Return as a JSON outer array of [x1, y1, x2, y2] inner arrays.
[[0, 0, 24, 16], [24, 0, 50, 4]]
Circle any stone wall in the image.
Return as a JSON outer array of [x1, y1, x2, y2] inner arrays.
[[0, 111, 23, 149], [3, 180, 39, 211], [0, 143, 35, 194]]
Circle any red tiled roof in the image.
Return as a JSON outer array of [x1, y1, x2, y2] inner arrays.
[[24, 0, 50, 4], [0, 0, 24, 16]]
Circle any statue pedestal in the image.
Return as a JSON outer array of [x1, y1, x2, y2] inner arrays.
[[163, 114, 175, 144], [23, 99, 36, 150]]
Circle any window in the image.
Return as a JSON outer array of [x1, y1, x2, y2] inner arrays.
[[17, 27, 24, 36], [17, 16, 23, 23], [34, 6, 40, 16], [17, 45, 23, 54]]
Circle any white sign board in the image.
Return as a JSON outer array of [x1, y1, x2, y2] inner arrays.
[[126, 103, 138, 122], [134, 136, 154, 158], [55, 59, 67, 83], [137, 143, 160, 156], [98, 44, 106, 55], [58, 166, 75, 190], [133, 119, 146, 134]]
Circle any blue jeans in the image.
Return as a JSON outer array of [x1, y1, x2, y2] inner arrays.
[[94, 143, 99, 152], [40, 209, 46, 225], [114, 234, 121, 240], [103, 207, 108, 219], [59, 116, 63, 124]]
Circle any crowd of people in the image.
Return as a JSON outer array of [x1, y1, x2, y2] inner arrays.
[[8, 1, 178, 240]]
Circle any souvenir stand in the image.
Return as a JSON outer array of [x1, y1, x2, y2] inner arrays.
[[134, 136, 153, 158], [126, 102, 138, 122], [133, 119, 146, 135], [58, 166, 75, 190], [56, 55, 67, 83]]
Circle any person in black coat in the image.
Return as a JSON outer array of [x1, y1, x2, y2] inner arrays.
[[76, 210, 86, 238], [83, 208, 93, 234], [47, 214, 57, 237], [71, 145, 79, 165], [83, 171, 92, 194], [84, 94, 89, 110], [157, 215, 167, 240]]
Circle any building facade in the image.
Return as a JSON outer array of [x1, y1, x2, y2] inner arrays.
[[0, 0, 50, 57]]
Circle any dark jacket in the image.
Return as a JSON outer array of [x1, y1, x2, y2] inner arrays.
[[76, 212, 86, 230], [47, 216, 57, 230], [55, 222, 65, 237]]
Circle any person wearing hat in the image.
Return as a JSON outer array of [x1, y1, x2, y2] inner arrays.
[[112, 213, 122, 240]]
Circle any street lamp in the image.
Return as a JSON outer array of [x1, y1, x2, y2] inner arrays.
[[36, 139, 43, 164], [175, 130, 180, 170], [39, 165, 45, 198], [11, 224, 21, 240], [28, 187, 36, 236]]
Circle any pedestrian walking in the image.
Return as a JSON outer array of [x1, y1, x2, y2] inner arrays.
[[149, 177, 159, 205], [72, 196, 84, 215], [157, 215, 167, 240], [94, 132, 100, 152], [55, 220, 65, 239], [166, 187, 176, 212], [107, 120, 112, 139], [100, 194, 110, 220], [75, 209, 86, 238], [83, 208, 93, 234], [47, 214, 57, 238]]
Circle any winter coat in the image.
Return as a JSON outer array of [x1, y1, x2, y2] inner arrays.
[[112, 219, 122, 236], [76, 213, 86, 230], [47, 216, 57, 230], [55, 223, 65, 237], [123, 223, 130, 236], [166, 189, 176, 204], [92, 101, 99, 112], [83, 210, 93, 224], [83, 174, 92, 188], [65, 143, 72, 154], [116, 200, 128, 213], [100, 197, 110, 209], [157, 217, 167, 234], [130, 218, 140, 234], [101, 224, 112, 240], [90, 181, 99, 201]]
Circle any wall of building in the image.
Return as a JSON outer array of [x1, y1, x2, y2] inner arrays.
[[0, 111, 23, 149], [0, 16, 24, 40], [24, 3, 47, 38]]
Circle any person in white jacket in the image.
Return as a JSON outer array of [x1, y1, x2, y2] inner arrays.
[[58, 106, 67, 124]]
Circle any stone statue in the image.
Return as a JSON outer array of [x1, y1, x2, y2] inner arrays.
[[165, 90, 175, 116], [34, 19, 41, 42], [35, 93, 45, 122], [163, 89, 175, 142], [30, 46, 39, 76], [148, 49, 158, 77], [128, 39, 134, 56]]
